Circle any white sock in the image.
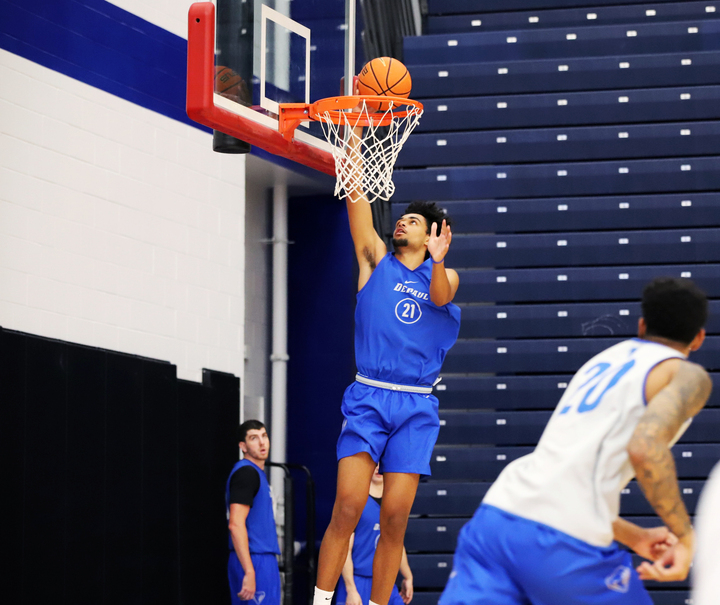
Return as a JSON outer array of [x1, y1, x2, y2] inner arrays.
[[313, 587, 334, 605], [369, 601, 381, 605]]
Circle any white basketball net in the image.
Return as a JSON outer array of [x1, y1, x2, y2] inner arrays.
[[316, 99, 423, 204]]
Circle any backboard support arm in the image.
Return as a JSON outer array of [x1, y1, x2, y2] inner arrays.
[[186, 2, 336, 176]]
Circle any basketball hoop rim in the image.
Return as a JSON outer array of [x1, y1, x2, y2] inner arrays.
[[312, 95, 423, 122], [278, 95, 423, 139]]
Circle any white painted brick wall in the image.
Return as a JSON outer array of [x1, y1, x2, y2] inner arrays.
[[0, 50, 246, 383], [107, 0, 192, 39]]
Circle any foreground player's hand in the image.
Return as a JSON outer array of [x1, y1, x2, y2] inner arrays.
[[345, 588, 363, 605], [428, 219, 452, 263], [400, 576, 414, 604], [636, 536, 694, 582], [238, 572, 256, 601], [633, 526, 678, 561]]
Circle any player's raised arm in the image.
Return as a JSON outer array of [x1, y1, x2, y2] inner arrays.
[[345, 122, 387, 286], [427, 219, 459, 306], [628, 359, 712, 581], [346, 179, 386, 270]]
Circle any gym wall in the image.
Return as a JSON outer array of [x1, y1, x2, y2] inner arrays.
[[0, 0, 247, 383], [286, 193, 357, 559]]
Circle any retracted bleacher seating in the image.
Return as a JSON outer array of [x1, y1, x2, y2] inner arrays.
[[428, 1, 720, 34], [394, 2, 720, 603]]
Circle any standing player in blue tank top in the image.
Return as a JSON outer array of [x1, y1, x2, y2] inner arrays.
[[226, 420, 281, 604], [312, 136, 461, 605]]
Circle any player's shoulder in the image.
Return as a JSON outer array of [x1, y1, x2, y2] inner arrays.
[[646, 357, 711, 408], [369, 250, 393, 271], [673, 358, 712, 389], [231, 463, 261, 484], [652, 356, 708, 382]]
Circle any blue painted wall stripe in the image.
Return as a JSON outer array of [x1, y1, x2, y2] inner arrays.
[[0, 0, 337, 178], [0, 0, 208, 132]]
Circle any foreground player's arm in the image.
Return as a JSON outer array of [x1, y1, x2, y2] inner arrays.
[[627, 359, 712, 581], [427, 220, 459, 306], [340, 533, 363, 605], [228, 503, 256, 600], [612, 517, 677, 561], [346, 125, 387, 290], [399, 547, 414, 604]]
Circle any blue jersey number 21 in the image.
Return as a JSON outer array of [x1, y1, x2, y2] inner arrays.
[[559, 358, 636, 415]]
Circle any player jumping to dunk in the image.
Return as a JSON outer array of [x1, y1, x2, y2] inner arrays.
[[312, 135, 461, 605], [441, 277, 712, 605]]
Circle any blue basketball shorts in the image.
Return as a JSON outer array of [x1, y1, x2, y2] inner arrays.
[[336, 574, 405, 605], [228, 552, 281, 605], [336, 381, 440, 475], [440, 504, 653, 605]]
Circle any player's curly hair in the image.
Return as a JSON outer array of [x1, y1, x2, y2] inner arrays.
[[403, 201, 452, 237], [238, 419, 267, 443], [642, 277, 708, 345]]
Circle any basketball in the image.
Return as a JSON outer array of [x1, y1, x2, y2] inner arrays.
[[357, 57, 412, 111], [214, 66, 249, 103]]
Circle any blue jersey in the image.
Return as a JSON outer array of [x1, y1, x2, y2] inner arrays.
[[352, 497, 382, 576], [225, 460, 280, 555], [355, 253, 461, 386]]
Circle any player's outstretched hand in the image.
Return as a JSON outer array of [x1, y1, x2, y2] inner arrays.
[[636, 536, 694, 582], [400, 576, 414, 604], [428, 219, 452, 264], [632, 526, 678, 561]]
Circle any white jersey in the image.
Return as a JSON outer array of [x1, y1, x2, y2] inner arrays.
[[484, 338, 689, 547], [693, 461, 720, 605]]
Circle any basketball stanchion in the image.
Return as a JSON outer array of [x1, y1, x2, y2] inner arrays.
[[266, 461, 318, 605], [278, 95, 423, 203]]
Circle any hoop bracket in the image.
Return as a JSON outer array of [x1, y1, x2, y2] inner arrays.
[[278, 104, 312, 141]]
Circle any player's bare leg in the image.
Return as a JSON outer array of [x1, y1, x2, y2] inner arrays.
[[371, 472, 420, 605], [316, 452, 377, 591]]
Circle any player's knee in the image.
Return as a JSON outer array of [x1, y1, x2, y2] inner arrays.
[[332, 498, 364, 529], [380, 509, 410, 541]]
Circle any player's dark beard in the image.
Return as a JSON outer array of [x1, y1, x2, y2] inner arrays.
[[392, 237, 409, 250]]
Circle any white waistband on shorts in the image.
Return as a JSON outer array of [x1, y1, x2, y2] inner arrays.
[[355, 374, 433, 394]]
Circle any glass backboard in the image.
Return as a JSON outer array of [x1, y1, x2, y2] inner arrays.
[[188, 0, 360, 175]]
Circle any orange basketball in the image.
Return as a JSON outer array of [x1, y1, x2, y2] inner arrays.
[[214, 66, 249, 103], [357, 57, 412, 111]]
